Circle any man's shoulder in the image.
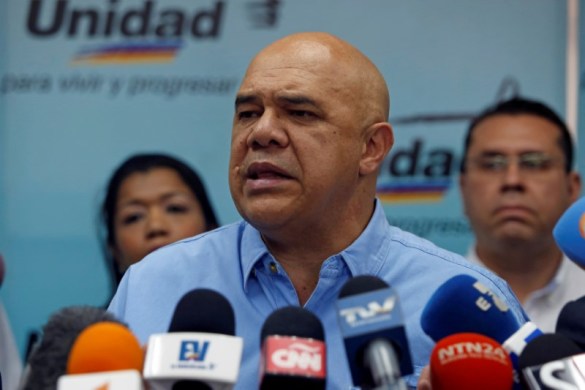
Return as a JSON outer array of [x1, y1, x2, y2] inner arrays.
[[386, 226, 521, 307], [135, 221, 247, 271], [388, 225, 474, 267]]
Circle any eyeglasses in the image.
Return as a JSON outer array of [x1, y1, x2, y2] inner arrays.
[[465, 152, 563, 174]]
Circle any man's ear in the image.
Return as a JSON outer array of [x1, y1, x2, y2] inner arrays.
[[567, 171, 582, 203], [359, 122, 394, 176]]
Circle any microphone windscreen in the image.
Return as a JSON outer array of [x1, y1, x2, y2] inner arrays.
[[338, 275, 388, 298], [261, 306, 325, 343], [553, 196, 585, 266], [168, 288, 235, 335], [22, 306, 123, 390], [421, 274, 519, 344], [67, 322, 144, 374], [430, 333, 513, 390], [556, 296, 585, 351], [518, 333, 583, 369]]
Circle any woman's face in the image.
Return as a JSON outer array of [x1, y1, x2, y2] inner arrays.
[[112, 167, 207, 272]]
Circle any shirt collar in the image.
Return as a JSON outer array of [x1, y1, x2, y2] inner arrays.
[[239, 199, 392, 289], [338, 199, 392, 276]]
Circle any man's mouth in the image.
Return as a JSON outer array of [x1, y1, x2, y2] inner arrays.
[[247, 162, 292, 180]]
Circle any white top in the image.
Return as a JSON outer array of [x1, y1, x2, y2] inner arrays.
[[0, 301, 22, 390], [467, 246, 585, 333]]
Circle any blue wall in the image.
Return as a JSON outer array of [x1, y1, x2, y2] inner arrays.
[[0, 0, 573, 358]]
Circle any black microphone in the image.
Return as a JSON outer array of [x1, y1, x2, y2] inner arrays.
[[336, 275, 412, 390], [142, 289, 243, 390], [21, 306, 124, 390], [259, 306, 326, 390], [519, 333, 585, 389], [557, 296, 585, 352]]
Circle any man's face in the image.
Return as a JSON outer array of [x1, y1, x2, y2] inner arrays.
[[228, 43, 367, 233], [459, 114, 580, 248]]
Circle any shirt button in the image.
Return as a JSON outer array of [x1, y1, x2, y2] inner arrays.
[[269, 262, 278, 274]]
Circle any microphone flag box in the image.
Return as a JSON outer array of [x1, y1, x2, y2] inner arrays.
[[57, 369, 144, 390], [336, 287, 413, 383], [143, 332, 243, 390], [261, 335, 326, 379], [502, 322, 543, 370]]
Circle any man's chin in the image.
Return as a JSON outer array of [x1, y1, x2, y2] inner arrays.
[[240, 205, 291, 230], [494, 228, 537, 247]]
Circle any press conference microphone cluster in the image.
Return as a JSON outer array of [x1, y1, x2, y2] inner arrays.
[[336, 275, 413, 390], [143, 288, 243, 390], [259, 306, 326, 390]]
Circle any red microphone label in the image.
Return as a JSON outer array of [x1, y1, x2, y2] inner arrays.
[[263, 336, 326, 378]]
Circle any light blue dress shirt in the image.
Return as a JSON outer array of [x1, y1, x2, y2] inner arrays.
[[109, 200, 527, 389]]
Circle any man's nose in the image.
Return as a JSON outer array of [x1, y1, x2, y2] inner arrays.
[[500, 159, 525, 192], [246, 110, 289, 149]]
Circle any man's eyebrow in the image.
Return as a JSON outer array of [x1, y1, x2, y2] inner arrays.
[[275, 95, 318, 107], [234, 94, 259, 108]]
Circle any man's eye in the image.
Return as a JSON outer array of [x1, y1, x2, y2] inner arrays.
[[292, 110, 313, 117], [238, 110, 260, 120], [480, 158, 506, 170]]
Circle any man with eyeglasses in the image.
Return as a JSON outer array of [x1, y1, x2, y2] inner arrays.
[[459, 96, 584, 332]]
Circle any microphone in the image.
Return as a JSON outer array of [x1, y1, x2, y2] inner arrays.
[[557, 296, 585, 351], [430, 332, 514, 390], [142, 288, 243, 390], [553, 196, 585, 267], [259, 306, 326, 390], [420, 274, 521, 344], [21, 305, 124, 390], [57, 321, 145, 389], [336, 275, 412, 390], [420, 274, 538, 388], [519, 333, 585, 389]]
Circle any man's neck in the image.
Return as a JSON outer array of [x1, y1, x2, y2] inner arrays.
[[475, 243, 563, 304], [260, 200, 376, 305], [261, 231, 355, 306]]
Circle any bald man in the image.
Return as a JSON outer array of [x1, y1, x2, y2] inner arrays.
[[109, 32, 526, 389]]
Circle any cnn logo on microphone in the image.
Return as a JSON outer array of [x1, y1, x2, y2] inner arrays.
[[262, 336, 326, 378]]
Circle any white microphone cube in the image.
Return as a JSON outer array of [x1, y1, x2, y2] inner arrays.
[[143, 332, 243, 390]]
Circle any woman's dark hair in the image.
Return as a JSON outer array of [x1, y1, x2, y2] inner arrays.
[[100, 153, 219, 289]]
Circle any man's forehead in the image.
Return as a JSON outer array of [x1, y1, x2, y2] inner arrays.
[[471, 115, 562, 145]]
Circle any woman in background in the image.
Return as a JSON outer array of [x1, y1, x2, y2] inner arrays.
[[100, 153, 219, 292]]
